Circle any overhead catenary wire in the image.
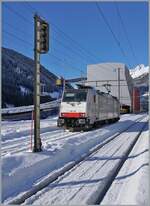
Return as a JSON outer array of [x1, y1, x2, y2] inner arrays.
[[41, 3, 128, 73], [3, 30, 33, 46], [4, 19, 87, 72], [3, 3, 91, 74], [3, 3, 33, 25], [52, 37, 88, 64], [3, 2, 132, 77], [23, 1, 115, 73], [27, 2, 97, 62], [4, 3, 89, 75], [24, 1, 37, 15], [2, 31, 71, 77], [95, 2, 132, 69], [114, 2, 140, 67], [4, 21, 33, 36], [4, 19, 87, 67], [4, 2, 121, 75], [2, 29, 86, 76], [24, 1, 98, 62]]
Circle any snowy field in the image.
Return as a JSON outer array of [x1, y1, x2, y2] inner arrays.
[[1, 113, 148, 204]]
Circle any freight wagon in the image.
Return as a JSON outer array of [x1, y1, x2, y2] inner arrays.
[[57, 86, 120, 130]]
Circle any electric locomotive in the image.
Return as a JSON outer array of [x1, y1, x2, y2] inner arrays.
[[57, 85, 120, 130]]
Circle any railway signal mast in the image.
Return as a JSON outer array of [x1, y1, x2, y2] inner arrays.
[[33, 14, 49, 152]]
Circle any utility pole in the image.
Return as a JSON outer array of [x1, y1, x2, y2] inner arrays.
[[118, 68, 121, 115], [33, 14, 49, 152]]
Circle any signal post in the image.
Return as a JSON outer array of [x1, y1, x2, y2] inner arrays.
[[33, 14, 49, 152]]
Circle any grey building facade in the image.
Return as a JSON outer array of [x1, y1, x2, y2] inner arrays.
[[87, 62, 134, 107]]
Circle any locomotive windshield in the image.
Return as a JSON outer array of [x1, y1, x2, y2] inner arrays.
[[63, 90, 87, 102]]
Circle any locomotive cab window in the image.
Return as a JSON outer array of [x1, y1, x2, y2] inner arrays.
[[63, 90, 87, 102]]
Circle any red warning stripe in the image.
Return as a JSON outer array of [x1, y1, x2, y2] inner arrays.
[[61, 112, 85, 118]]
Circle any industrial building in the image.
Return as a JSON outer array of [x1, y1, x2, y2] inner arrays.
[[87, 62, 134, 111]]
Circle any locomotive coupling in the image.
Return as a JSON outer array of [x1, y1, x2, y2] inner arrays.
[[57, 117, 88, 128]]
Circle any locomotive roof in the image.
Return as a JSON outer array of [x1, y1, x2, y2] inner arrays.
[[64, 88, 119, 102], [64, 88, 119, 100], [76, 84, 93, 89], [96, 90, 119, 101]]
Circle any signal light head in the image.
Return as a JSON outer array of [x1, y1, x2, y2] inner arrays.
[[37, 18, 49, 54]]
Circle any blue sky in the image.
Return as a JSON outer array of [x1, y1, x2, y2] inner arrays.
[[2, 1, 148, 79]]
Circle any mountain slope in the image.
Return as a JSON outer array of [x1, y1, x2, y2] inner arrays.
[[130, 64, 149, 87], [2, 47, 60, 108], [130, 64, 149, 79]]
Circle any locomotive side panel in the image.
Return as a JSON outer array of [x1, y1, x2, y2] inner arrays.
[[113, 97, 120, 118], [98, 94, 109, 121], [86, 89, 96, 125], [110, 96, 116, 119], [97, 93, 119, 121], [95, 93, 100, 120]]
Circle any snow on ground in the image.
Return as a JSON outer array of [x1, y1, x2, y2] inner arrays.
[[1, 116, 58, 142], [23, 117, 148, 205], [102, 123, 149, 205], [1, 113, 147, 203], [20, 86, 31, 95]]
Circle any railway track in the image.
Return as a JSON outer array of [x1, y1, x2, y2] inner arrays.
[[2, 115, 146, 157], [6, 115, 147, 205], [1, 129, 84, 156]]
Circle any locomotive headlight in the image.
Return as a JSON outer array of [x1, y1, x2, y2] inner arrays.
[[80, 113, 86, 117], [61, 113, 65, 117]]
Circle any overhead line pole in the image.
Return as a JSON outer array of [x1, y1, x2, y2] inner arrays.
[[118, 68, 121, 115], [33, 14, 42, 152], [33, 14, 49, 152]]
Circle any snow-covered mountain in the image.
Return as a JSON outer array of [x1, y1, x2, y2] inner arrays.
[[129, 64, 149, 87], [2, 47, 61, 108], [130, 64, 149, 79]]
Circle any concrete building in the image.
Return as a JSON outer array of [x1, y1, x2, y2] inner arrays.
[[87, 62, 134, 109]]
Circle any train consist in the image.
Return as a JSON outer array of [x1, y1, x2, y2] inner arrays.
[[57, 85, 120, 130]]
